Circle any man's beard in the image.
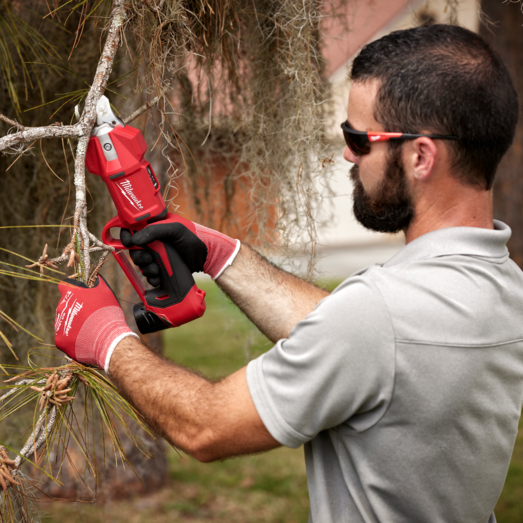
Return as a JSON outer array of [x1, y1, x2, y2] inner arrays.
[[350, 146, 414, 234]]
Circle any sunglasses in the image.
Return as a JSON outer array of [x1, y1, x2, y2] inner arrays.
[[341, 121, 459, 156]]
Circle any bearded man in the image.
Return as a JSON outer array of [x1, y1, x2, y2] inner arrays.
[[55, 24, 522, 523]]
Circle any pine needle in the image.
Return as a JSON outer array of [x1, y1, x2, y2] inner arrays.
[[0, 329, 18, 361], [0, 310, 44, 343]]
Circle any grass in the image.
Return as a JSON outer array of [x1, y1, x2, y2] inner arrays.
[[36, 444, 309, 523], [162, 276, 273, 377], [36, 278, 523, 522], [495, 415, 523, 523]]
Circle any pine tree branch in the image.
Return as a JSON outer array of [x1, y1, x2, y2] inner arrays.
[[0, 124, 80, 153], [73, 0, 127, 281], [0, 1, 127, 154], [13, 406, 57, 471], [0, 114, 24, 131], [0, 0, 127, 283], [124, 95, 160, 124]]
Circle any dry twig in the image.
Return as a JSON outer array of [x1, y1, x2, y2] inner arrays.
[[124, 95, 160, 124], [0, 114, 24, 131]]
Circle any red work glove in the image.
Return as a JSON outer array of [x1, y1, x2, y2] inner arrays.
[[54, 276, 138, 372], [120, 220, 240, 285]]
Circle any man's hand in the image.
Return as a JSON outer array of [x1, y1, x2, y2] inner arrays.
[[120, 220, 240, 284], [54, 276, 138, 372], [122, 219, 329, 342]]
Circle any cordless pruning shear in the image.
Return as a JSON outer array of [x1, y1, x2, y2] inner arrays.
[[84, 96, 206, 334]]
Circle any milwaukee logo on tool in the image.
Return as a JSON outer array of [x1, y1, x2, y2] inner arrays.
[[117, 179, 144, 211]]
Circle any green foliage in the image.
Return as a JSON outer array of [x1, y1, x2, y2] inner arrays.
[[0, 2, 62, 118]]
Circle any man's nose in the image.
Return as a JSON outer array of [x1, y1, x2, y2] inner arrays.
[[343, 146, 360, 165]]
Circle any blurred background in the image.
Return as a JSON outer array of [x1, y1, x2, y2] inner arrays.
[[1, 0, 523, 521]]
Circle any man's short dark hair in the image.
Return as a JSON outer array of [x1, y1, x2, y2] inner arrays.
[[350, 24, 518, 190]]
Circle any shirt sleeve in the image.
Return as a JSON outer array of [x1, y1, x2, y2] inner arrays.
[[246, 275, 396, 448]]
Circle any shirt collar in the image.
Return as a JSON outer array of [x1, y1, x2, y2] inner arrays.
[[383, 220, 511, 268]]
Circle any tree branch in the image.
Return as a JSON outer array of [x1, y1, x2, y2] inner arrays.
[[124, 95, 160, 124], [0, 0, 128, 284], [0, 114, 24, 131], [88, 232, 114, 252], [77, 0, 127, 131], [0, 124, 79, 153], [72, 0, 127, 281], [13, 406, 57, 471]]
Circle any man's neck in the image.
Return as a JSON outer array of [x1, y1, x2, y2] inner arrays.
[[404, 184, 494, 244]]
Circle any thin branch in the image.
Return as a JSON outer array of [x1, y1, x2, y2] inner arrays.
[[4, 370, 73, 483], [0, 114, 24, 131], [77, 0, 127, 130], [124, 95, 160, 124], [0, 124, 80, 153], [13, 406, 57, 471], [88, 232, 115, 252], [0, 379, 45, 403]]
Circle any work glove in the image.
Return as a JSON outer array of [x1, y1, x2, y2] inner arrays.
[[54, 276, 138, 372], [120, 220, 240, 285]]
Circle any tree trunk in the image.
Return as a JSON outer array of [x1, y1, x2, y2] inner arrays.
[[480, 0, 523, 267]]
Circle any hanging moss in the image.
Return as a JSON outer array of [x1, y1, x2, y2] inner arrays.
[[124, 0, 335, 278]]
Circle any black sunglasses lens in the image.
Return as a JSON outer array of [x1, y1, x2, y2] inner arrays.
[[343, 129, 370, 156]]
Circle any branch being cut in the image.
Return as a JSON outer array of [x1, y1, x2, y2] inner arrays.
[[0, 124, 79, 153]]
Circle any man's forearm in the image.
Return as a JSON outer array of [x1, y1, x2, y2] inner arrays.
[[107, 242, 328, 460], [109, 336, 279, 462], [217, 244, 329, 342]]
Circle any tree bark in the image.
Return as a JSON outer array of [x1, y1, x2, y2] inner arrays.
[[480, 0, 523, 267]]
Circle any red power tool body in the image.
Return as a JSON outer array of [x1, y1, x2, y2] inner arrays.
[[84, 96, 206, 334]]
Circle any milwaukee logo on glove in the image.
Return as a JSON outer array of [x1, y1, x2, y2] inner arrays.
[[54, 276, 138, 372], [55, 291, 83, 336]]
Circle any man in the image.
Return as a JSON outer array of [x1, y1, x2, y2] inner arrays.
[[55, 25, 522, 522]]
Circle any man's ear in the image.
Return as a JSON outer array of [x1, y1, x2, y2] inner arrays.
[[406, 137, 438, 181]]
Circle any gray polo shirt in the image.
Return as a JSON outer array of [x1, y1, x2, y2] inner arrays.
[[247, 221, 523, 523]]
